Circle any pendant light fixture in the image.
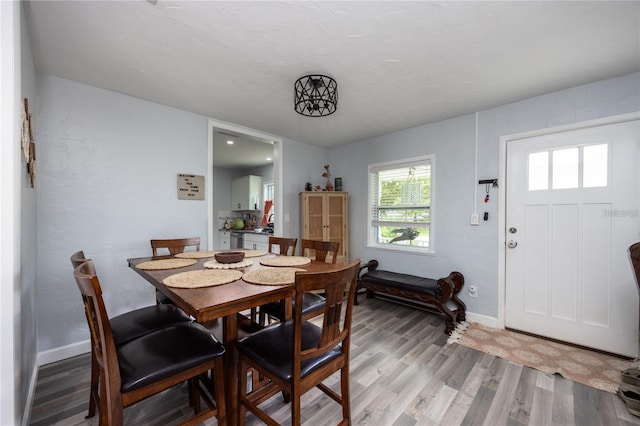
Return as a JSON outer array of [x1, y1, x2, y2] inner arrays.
[[294, 75, 338, 117]]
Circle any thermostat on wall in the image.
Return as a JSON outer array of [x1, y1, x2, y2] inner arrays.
[[177, 174, 204, 200]]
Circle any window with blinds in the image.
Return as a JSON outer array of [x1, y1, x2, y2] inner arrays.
[[368, 155, 433, 252]]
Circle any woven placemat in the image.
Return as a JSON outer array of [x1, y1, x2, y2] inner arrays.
[[203, 259, 254, 269], [174, 251, 219, 259], [259, 256, 311, 267], [136, 258, 197, 270], [242, 267, 306, 286], [163, 269, 242, 288], [239, 249, 268, 258]]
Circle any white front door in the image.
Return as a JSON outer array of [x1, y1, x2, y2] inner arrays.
[[505, 119, 640, 357]]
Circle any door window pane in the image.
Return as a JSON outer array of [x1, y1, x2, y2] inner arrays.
[[552, 148, 578, 189], [528, 151, 549, 191], [583, 144, 608, 188]]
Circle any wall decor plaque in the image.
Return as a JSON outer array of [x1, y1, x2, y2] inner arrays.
[[177, 173, 204, 200]]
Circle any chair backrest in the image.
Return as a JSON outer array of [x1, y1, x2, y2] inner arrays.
[[150, 237, 201, 256], [72, 259, 124, 424], [70, 250, 88, 268], [300, 239, 340, 263], [293, 258, 360, 364], [631, 242, 640, 290], [268, 236, 298, 256]]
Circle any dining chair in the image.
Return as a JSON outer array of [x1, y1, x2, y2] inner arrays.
[[70, 250, 192, 419], [258, 239, 340, 326], [254, 237, 299, 325], [237, 258, 361, 425], [267, 236, 297, 256], [300, 239, 340, 264], [73, 259, 226, 425], [150, 237, 201, 304]]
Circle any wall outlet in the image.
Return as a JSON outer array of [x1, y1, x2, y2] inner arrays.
[[471, 214, 479, 226], [469, 285, 478, 297]]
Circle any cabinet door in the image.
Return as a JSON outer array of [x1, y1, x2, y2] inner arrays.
[[301, 193, 326, 240], [244, 234, 268, 251], [232, 175, 263, 211], [326, 193, 347, 259], [219, 231, 230, 250], [231, 177, 249, 211], [300, 192, 349, 262]]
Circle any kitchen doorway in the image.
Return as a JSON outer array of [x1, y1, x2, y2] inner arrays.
[[207, 119, 283, 250]]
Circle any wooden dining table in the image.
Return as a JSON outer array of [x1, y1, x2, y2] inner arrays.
[[127, 252, 343, 425]]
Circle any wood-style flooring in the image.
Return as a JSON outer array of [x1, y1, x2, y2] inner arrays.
[[29, 297, 640, 425]]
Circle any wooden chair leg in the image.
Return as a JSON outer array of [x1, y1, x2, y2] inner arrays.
[[238, 359, 248, 426], [87, 350, 99, 418], [341, 366, 351, 422], [213, 360, 226, 426]]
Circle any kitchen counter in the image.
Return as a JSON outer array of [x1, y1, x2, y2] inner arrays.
[[220, 229, 273, 235]]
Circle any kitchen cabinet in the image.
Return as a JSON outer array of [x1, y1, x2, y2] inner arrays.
[[300, 192, 349, 263], [243, 233, 269, 252], [219, 231, 230, 250], [231, 175, 262, 211]]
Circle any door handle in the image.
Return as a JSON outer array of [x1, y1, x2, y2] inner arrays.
[[507, 240, 518, 249]]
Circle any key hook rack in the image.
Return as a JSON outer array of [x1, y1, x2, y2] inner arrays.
[[479, 179, 498, 203]]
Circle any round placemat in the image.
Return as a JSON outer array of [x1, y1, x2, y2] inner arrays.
[[174, 251, 219, 259], [136, 258, 197, 270], [203, 259, 254, 269], [163, 269, 242, 288], [242, 267, 306, 286], [239, 249, 269, 258], [259, 256, 311, 267]]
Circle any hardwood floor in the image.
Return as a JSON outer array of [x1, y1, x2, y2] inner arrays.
[[29, 297, 640, 425]]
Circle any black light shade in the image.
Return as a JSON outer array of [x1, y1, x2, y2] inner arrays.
[[294, 75, 338, 117]]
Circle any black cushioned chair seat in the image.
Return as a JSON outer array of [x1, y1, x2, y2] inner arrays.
[[118, 322, 225, 393], [260, 293, 325, 321], [361, 270, 441, 296], [236, 321, 341, 382], [110, 304, 192, 347]]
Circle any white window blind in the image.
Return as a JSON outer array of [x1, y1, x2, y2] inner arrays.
[[368, 156, 433, 251]]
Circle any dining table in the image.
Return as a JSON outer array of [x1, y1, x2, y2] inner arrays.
[[127, 250, 344, 425]]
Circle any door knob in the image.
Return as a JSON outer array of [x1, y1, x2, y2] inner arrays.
[[507, 240, 518, 249]]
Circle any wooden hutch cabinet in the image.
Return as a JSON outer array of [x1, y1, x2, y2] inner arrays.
[[299, 192, 349, 263]]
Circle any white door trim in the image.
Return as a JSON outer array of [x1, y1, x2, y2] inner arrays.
[[497, 111, 640, 329]]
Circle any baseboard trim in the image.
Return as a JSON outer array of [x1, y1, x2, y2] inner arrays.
[[37, 339, 90, 367], [465, 312, 499, 329]]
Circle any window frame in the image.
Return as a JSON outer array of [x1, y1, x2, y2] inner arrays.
[[367, 154, 435, 254]]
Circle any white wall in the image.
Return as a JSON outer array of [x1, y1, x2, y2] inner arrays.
[[332, 72, 640, 321], [35, 75, 211, 353], [280, 138, 328, 239]]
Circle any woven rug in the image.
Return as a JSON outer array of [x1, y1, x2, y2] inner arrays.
[[449, 322, 636, 394]]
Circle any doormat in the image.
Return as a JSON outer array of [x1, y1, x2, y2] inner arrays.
[[448, 322, 636, 394]]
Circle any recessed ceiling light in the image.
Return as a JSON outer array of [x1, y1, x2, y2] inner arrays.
[[266, 157, 272, 161], [226, 140, 234, 145]]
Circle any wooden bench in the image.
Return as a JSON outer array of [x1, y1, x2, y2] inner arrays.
[[355, 260, 466, 335]]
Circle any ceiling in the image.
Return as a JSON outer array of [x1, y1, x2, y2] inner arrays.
[[25, 1, 640, 154], [212, 127, 274, 168]]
